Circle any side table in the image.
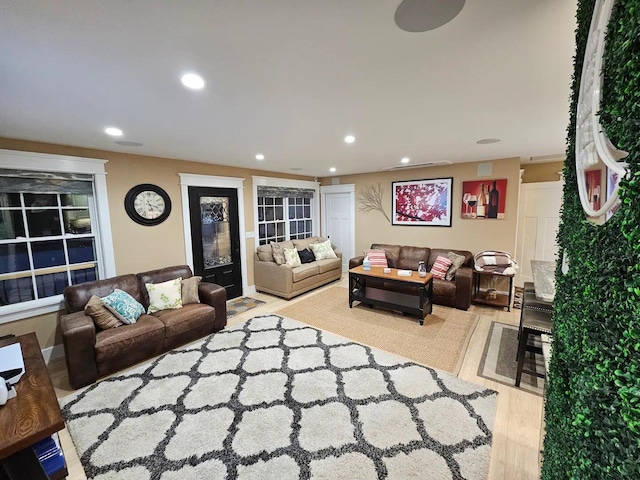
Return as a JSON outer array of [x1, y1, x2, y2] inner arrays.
[[472, 270, 514, 311], [0, 333, 68, 480]]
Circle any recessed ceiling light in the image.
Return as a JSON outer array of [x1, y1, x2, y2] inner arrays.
[[255, 154, 265, 160], [344, 135, 355, 144], [330, 167, 336, 173], [476, 138, 501, 145], [401, 157, 410, 164], [105, 127, 123, 136], [181, 72, 205, 90]]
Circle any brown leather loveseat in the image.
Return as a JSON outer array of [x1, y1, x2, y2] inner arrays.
[[60, 265, 227, 389], [349, 244, 474, 310]]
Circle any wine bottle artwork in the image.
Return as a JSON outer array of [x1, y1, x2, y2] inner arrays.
[[488, 180, 499, 218], [476, 184, 486, 218]]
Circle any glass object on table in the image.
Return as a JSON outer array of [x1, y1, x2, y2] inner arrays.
[[418, 261, 427, 277]]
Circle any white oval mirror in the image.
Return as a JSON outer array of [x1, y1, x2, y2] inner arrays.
[[575, 0, 628, 221]]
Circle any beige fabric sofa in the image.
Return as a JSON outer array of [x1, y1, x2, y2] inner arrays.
[[254, 236, 342, 299]]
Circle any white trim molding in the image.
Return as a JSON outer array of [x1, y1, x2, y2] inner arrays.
[[178, 173, 248, 295], [0, 149, 115, 324]]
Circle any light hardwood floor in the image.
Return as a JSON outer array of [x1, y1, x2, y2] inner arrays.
[[49, 275, 543, 480]]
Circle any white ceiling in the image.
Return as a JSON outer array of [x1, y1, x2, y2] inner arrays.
[[0, 1, 577, 177]]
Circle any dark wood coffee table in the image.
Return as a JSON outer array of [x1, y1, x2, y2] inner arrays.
[[348, 265, 434, 325], [0, 333, 68, 479]]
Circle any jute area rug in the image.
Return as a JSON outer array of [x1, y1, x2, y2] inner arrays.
[[276, 286, 479, 375], [477, 321, 544, 396], [60, 314, 497, 480]]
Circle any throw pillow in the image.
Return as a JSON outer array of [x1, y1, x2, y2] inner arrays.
[[101, 289, 145, 324], [284, 247, 301, 268], [445, 252, 466, 281], [298, 248, 315, 264], [85, 295, 123, 329], [146, 277, 183, 314], [181, 276, 202, 304], [430, 255, 453, 280], [364, 249, 388, 267], [271, 242, 286, 265], [309, 239, 338, 260]]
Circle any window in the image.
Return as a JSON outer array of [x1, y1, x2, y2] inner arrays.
[[0, 149, 115, 323], [253, 177, 319, 247], [0, 192, 98, 305]]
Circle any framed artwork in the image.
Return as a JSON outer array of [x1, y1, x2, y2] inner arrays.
[[606, 168, 620, 220], [461, 179, 507, 219], [392, 177, 453, 227], [585, 169, 602, 212]]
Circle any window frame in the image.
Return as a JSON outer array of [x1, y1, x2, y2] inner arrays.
[[0, 149, 115, 324], [252, 176, 320, 247]]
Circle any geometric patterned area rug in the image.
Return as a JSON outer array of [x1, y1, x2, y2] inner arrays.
[[60, 314, 497, 480], [226, 296, 266, 318], [477, 321, 545, 396]]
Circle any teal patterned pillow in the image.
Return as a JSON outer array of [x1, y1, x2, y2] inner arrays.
[[145, 277, 183, 313], [101, 289, 145, 324]]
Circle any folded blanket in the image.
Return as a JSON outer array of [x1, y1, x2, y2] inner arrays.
[[474, 250, 518, 275]]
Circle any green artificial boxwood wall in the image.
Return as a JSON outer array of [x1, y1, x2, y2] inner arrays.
[[541, 0, 640, 478]]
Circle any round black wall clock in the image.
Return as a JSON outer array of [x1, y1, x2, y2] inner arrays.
[[124, 184, 172, 226]]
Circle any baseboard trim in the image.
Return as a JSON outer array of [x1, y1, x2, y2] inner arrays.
[[42, 344, 65, 365], [244, 285, 257, 295]]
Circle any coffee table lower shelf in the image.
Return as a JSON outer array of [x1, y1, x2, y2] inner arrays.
[[350, 286, 432, 325]]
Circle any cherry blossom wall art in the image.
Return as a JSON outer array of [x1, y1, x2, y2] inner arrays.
[[391, 177, 453, 227]]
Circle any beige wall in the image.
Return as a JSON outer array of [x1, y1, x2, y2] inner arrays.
[[0, 137, 312, 348], [321, 157, 522, 258], [521, 161, 564, 183]]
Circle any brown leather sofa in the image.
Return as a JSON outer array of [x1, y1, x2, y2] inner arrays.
[[349, 244, 474, 310], [60, 265, 227, 389]]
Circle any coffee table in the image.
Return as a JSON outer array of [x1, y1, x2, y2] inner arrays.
[[348, 265, 434, 325]]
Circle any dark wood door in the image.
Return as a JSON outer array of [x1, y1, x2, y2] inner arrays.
[[188, 187, 242, 299]]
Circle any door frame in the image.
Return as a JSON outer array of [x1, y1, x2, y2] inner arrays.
[[320, 184, 355, 271], [179, 173, 248, 295]]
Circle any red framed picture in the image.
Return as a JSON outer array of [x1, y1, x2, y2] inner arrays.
[[461, 179, 507, 219]]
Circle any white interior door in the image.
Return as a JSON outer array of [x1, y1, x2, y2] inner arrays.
[[321, 185, 355, 271], [515, 180, 564, 287]]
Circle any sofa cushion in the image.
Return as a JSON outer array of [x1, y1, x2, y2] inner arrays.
[[298, 248, 315, 264], [94, 315, 165, 364], [64, 274, 141, 313], [271, 242, 286, 265], [153, 303, 215, 338], [101, 289, 146, 324], [445, 252, 466, 281], [397, 246, 430, 270], [284, 247, 302, 267], [433, 278, 456, 298], [291, 263, 319, 282], [370, 244, 401, 268], [364, 249, 388, 267], [292, 236, 320, 250], [181, 276, 202, 304], [430, 256, 453, 279], [85, 295, 123, 329], [137, 265, 193, 308], [317, 257, 341, 274], [256, 244, 274, 262], [310, 239, 338, 260], [146, 277, 183, 313]]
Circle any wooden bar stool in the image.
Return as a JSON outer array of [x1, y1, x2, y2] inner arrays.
[[516, 308, 553, 387]]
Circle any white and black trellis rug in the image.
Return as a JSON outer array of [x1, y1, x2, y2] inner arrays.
[[60, 314, 497, 480]]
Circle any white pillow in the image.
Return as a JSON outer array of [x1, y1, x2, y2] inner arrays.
[[309, 239, 338, 260], [145, 277, 183, 314], [284, 247, 301, 267]]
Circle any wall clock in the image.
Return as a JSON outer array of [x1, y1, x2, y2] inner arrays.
[[124, 184, 172, 226], [575, 0, 628, 219]]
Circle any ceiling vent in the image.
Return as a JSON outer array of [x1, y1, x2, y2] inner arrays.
[[381, 160, 452, 171], [525, 154, 566, 164]]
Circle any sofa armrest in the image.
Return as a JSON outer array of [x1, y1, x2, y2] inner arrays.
[[454, 266, 473, 310], [254, 260, 293, 294], [60, 311, 98, 389], [198, 282, 227, 331], [349, 255, 365, 269]]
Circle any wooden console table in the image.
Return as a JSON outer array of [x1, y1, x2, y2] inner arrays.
[[472, 270, 514, 311], [0, 333, 67, 480], [348, 265, 433, 325]]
